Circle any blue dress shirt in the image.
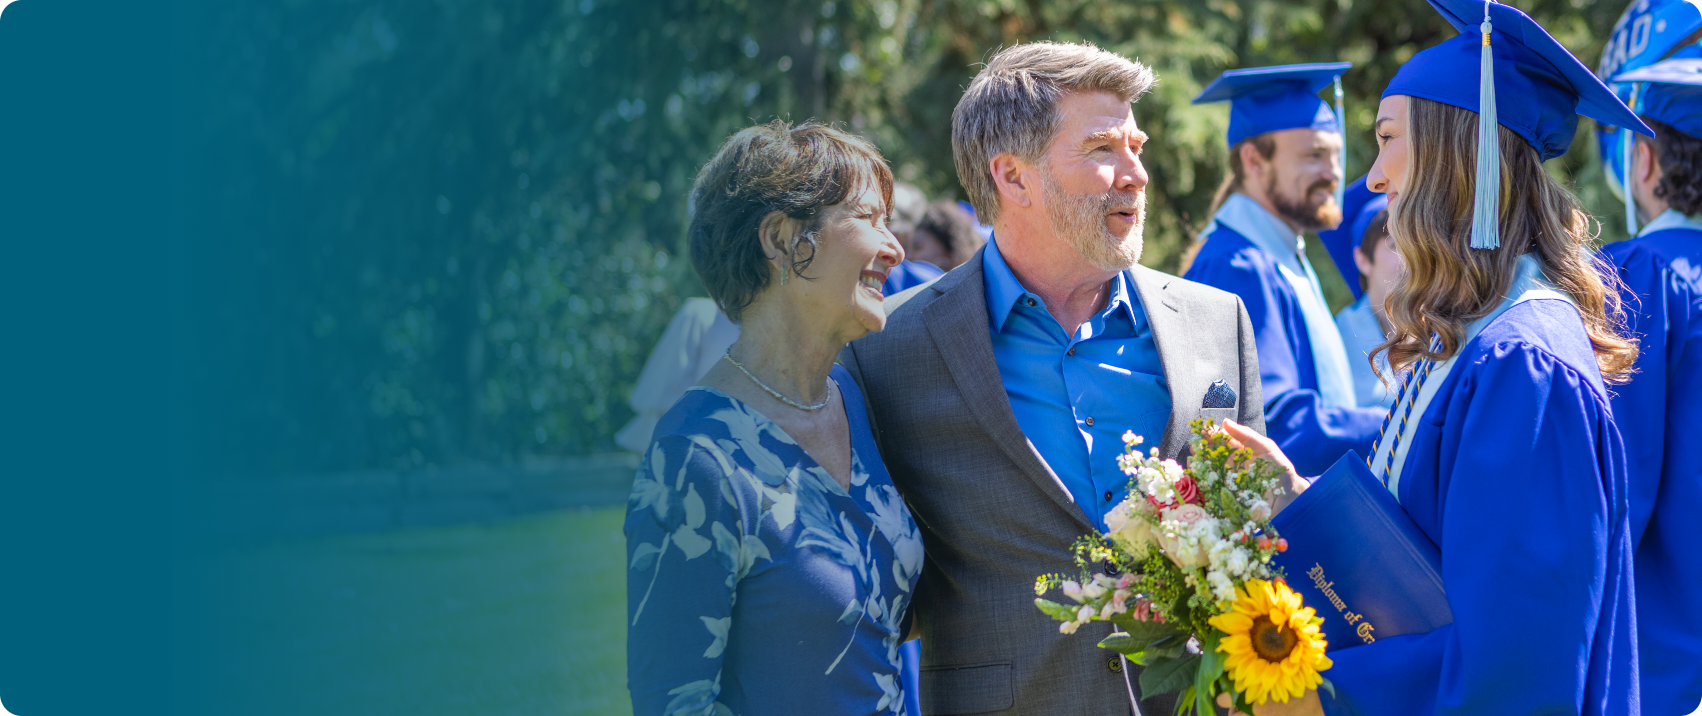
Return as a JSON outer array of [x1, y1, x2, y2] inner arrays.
[[982, 239, 1171, 532]]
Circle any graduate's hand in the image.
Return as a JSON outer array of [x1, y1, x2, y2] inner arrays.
[[1216, 689, 1324, 716], [1221, 419, 1307, 514]]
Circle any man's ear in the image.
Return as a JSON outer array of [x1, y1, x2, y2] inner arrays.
[[1636, 139, 1662, 185], [989, 153, 1037, 210], [1239, 141, 1270, 182]]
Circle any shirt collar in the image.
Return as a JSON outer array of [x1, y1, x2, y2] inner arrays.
[[1212, 193, 1306, 275], [1639, 208, 1702, 236], [983, 235, 1135, 333]]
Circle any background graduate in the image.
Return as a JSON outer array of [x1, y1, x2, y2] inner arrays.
[[1325, 182, 1397, 409], [1251, 1, 1650, 714], [1184, 65, 1386, 476], [1599, 57, 1702, 716]]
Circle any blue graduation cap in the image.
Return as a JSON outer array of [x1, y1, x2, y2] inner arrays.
[[1385, 0, 1654, 249], [1593, 0, 1702, 215], [1614, 58, 1702, 138], [1192, 63, 1352, 147], [1596, 0, 1702, 82], [1318, 177, 1380, 298], [1611, 58, 1702, 234], [1347, 195, 1391, 253]]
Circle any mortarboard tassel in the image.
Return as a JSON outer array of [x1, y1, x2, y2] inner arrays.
[[1334, 76, 1347, 210], [1471, 1, 1502, 250], [1623, 82, 1642, 237]]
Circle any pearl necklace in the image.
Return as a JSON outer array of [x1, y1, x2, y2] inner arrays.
[[722, 350, 833, 411]]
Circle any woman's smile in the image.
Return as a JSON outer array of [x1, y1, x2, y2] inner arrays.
[[859, 269, 887, 298]]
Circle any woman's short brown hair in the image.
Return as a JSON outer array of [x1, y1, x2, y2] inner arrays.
[[688, 120, 893, 323]]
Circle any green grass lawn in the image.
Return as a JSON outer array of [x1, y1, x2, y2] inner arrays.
[[195, 506, 631, 716]]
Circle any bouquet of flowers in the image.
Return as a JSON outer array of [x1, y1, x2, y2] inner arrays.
[[1034, 420, 1332, 714]]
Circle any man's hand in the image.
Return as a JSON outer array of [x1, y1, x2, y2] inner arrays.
[[1215, 689, 1324, 716], [1221, 419, 1307, 514]]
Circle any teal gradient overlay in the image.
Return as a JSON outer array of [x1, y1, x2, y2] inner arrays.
[[0, 1, 217, 713], [0, 0, 635, 713]]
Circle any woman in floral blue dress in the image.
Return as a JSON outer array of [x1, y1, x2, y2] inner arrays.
[[625, 120, 923, 716]]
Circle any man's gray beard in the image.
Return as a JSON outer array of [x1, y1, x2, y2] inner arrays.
[[1268, 174, 1343, 232], [1041, 169, 1145, 271]]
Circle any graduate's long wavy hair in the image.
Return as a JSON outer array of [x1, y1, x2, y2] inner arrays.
[[1375, 97, 1637, 383]]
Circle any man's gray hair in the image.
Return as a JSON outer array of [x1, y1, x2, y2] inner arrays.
[[951, 42, 1155, 226]]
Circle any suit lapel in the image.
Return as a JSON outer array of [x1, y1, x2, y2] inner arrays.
[[922, 252, 1095, 532], [1130, 266, 1195, 458]]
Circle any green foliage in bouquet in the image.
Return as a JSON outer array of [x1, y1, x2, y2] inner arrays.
[[1034, 420, 1333, 715]]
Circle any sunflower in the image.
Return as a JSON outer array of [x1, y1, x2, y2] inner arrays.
[[1208, 579, 1331, 705]]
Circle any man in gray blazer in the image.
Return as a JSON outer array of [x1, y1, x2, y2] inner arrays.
[[840, 42, 1265, 715]]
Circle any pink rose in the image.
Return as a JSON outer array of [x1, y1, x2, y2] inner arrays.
[[1175, 476, 1202, 505], [1166, 503, 1209, 525]]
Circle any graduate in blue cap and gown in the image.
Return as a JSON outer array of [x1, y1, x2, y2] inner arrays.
[[1599, 57, 1702, 716], [1593, 0, 1702, 191], [1184, 64, 1386, 476], [1277, 1, 1650, 714], [1328, 188, 1397, 409]]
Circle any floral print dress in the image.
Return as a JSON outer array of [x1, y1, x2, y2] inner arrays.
[[625, 364, 923, 716]]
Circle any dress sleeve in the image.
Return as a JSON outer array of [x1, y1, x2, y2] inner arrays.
[[1321, 343, 1637, 716], [1186, 250, 1382, 475], [626, 434, 749, 716]]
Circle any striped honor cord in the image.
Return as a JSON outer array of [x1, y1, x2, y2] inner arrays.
[[1370, 336, 1443, 487]]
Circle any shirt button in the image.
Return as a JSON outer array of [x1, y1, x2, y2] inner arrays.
[[1085, 416, 1095, 427], [1105, 560, 1121, 576], [1104, 490, 1114, 502], [1107, 657, 1123, 673], [1026, 297, 1037, 307], [1067, 346, 1076, 356]]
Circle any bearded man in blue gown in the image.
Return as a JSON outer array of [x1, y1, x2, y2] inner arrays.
[[1184, 65, 1386, 476]]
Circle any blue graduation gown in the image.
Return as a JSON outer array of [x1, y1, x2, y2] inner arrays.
[[882, 260, 943, 296], [1599, 226, 1702, 716], [1184, 224, 1384, 475], [1323, 299, 1638, 716]]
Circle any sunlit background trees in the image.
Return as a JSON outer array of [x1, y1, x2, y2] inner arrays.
[[222, 0, 1632, 474]]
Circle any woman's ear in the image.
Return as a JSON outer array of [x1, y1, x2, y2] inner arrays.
[[757, 211, 805, 264]]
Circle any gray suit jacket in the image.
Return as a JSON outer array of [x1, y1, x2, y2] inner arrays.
[[839, 249, 1263, 716]]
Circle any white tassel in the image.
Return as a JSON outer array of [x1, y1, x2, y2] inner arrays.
[[1334, 76, 1347, 209], [1624, 82, 1641, 237], [1471, 4, 1502, 250]]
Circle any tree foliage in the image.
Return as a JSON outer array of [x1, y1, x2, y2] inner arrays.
[[217, 0, 1635, 474]]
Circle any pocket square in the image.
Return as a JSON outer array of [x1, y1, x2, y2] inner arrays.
[[1201, 380, 1237, 409]]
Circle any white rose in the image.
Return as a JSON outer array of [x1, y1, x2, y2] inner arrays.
[[1226, 546, 1251, 577], [1207, 569, 1237, 603], [1105, 501, 1131, 533], [1109, 512, 1156, 560]]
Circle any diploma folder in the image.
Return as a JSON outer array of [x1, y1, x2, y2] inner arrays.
[[1269, 451, 1453, 651]]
